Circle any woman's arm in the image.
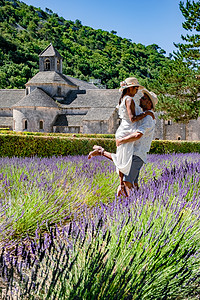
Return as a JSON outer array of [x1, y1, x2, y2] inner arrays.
[[125, 97, 155, 122]]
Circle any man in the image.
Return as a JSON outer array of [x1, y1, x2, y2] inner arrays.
[[88, 88, 158, 196], [116, 89, 157, 195]]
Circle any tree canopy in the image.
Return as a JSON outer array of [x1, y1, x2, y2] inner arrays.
[[175, 0, 200, 71], [154, 0, 200, 123], [147, 59, 200, 123]]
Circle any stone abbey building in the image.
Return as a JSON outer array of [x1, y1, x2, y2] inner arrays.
[[0, 44, 199, 140]]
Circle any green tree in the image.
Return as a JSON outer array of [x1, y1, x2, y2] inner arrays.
[[174, 0, 200, 71], [147, 59, 200, 123]]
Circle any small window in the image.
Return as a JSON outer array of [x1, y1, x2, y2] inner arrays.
[[57, 59, 60, 71], [24, 119, 27, 130], [177, 136, 181, 140], [44, 58, 50, 70], [57, 87, 61, 96], [165, 120, 172, 125], [39, 120, 44, 130]]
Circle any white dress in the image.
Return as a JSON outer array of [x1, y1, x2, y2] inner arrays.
[[111, 96, 143, 175]]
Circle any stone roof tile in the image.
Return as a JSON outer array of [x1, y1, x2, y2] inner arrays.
[[12, 88, 59, 108], [83, 108, 116, 121], [26, 71, 77, 86], [53, 114, 84, 126], [61, 89, 119, 108], [63, 75, 98, 90], [39, 43, 62, 58], [0, 89, 25, 108]]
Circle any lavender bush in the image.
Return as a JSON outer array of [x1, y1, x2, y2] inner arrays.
[[0, 155, 118, 240], [0, 153, 200, 299]]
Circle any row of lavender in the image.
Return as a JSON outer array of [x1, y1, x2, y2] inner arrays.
[[0, 153, 200, 299]]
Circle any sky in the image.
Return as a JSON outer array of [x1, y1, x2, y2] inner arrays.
[[23, 0, 187, 56]]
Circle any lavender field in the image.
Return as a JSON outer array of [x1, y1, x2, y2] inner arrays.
[[0, 153, 200, 299]]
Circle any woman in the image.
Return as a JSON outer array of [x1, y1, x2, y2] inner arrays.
[[88, 77, 155, 196]]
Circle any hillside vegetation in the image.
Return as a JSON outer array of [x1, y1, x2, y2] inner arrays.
[[0, 0, 171, 89]]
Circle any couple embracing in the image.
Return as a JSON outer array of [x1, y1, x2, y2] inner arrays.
[[88, 77, 158, 196]]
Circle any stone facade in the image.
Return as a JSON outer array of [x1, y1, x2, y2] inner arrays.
[[0, 43, 199, 140], [163, 118, 200, 141]]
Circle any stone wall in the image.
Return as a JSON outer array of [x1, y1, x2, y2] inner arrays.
[[0, 108, 13, 117], [13, 107, 59, 132], [186, 117, 200, 140], [164, 122, 186, 140], [82, 120, 109, 134], [53, 126, 80, 133], [108, 110, 119, 134], [82, 111, 119, 134], [153, 114, 165, 140], [39, 57, 62, 73], [161, 118, 200, 141], [62, 108, 88, 115]]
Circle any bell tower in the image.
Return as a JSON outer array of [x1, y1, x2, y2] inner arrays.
[[39, 43, 63, 73]]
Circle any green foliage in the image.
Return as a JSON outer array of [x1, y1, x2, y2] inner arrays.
[[149, 139, 200, 154], [146, 59, 200, 123], [0, 0, 170, 89], [175, 0, 200, 70], [0, 132, 200, 157]]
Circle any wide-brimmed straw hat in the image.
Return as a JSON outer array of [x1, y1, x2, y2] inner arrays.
[[141, 88, 158, 110], [119, 77, 143, 92]]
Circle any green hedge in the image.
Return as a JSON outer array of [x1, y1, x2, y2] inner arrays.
[[149, 140, 200, 154], [0, 133, 199, 157]]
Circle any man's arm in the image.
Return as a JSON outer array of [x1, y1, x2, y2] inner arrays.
[[116, 131, 143, 147]]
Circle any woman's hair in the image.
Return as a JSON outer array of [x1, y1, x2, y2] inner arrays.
[[119, 88, 128, 105]]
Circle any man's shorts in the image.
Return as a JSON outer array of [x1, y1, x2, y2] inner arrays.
[[123, 155, 144, 184]]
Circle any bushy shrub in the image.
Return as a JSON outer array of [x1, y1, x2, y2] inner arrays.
[[0, 132, 199, 157]]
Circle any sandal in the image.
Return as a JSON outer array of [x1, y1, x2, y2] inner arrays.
[[88, 149, 102, 159], [93, 145, 105, 155]]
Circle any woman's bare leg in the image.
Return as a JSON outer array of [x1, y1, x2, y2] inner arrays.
[[123, 181, 134, 196], [88, 145, 129, 196]]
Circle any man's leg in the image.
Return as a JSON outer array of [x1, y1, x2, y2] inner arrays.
[[123, 155, 143, 196]]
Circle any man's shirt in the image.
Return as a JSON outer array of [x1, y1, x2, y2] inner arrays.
[[133, 114, 156, 163]]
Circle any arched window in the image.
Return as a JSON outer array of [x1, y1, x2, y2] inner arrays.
[[44, 58, 50, 70], [39, 120, 44, 130], [165, 120, 172, 125], [57, 59, 60, 72], [177, 136, 181, 140], [24, 119, 28, 130]]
